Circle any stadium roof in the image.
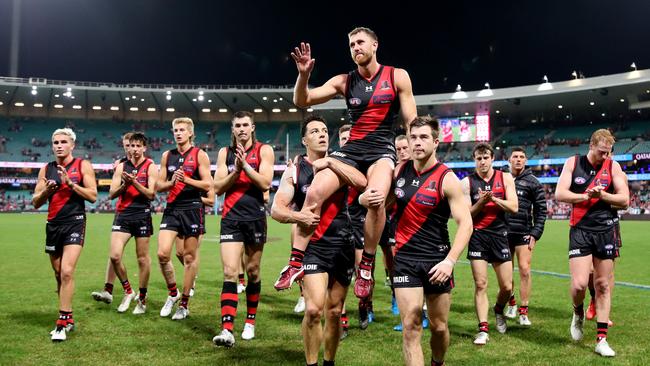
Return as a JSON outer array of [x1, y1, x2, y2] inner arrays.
[[1, 69, 650, 122]]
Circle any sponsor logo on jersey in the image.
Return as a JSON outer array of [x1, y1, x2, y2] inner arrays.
[[392, 275, 410, 283], [45, 245, 55, 251], [75, 215, 84, 220], [349, 97, 362, 106], [365, 85, 373, 92], [190, 224, 198, 229], [569, 249, 581, 256], [70, 232, 80, 238], [396, 178, 406, 188], [228, 164, 235, 172], [112, 225, 121, 230], [160, 223, 167, 228], [168, 165, 177, 172], [605, 244, 614, 250], [574, 177, 586, 184], [330, 151, 346, 158], [372, 94, 393, 104], [304, 264, 318, 270], [301, 184, 310, 193], [220, 234, 234, 240], [501, 248, 510, 254], [415, 192, 436, 207], [469, 251, 482, 257], [411, 179, 420, 187]]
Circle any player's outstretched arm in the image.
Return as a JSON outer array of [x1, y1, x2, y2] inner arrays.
[[291, 42, 346, 108]]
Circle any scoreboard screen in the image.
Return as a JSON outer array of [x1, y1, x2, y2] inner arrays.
[[439, 115, 490, 143]]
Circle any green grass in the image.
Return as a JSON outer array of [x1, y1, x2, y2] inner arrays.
[[0, 214, 649, 365]]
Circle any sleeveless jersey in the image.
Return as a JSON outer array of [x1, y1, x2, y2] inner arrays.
[[569, 155, 616, 230], [45, 158, 86, 223], [116, 158, 153, 216], [222, 141, 266, 220], [165, 147, 202, 209], [469, 170, 508, 235], [393, 161, 452, 261], [345, 65, 400, 151], [294, 154, 350, 246]]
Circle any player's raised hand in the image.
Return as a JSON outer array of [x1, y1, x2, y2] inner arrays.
[[291, 42, 315, 75], [56, 165, 72, 186]]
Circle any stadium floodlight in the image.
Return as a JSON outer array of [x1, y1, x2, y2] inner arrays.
[[340, 117, 345, 121], [557, 105, 563, 109], [202, 108, 211, 113], [495, 110, 500, 114], [289, 108, 298, 113], [192, 98, 197, 102], [66, 87, 72, 92], [279, 97, 283, 101], [33, 103, 43, 108], [14, 102, 24, 107], [273, 99, 278, 103], [538, 75, 553, 91], [589, 102, 595, 106], [451, 84, 468, 99], [208, 99, 213, 103], [199, 91, 204, 95], [166, 95, 172, 101], [110, 106, 119, 111], [306, 108, 313, 112], [0, 101, 3, 105], [477, 82, 493, 97], [31, 89, 37, 96], [464, 112, 469, 116], [166, 90, 172, 95], [571, 71, 578, 79], [630, 62, 637, 70], [218, 108, 228, 113], [147, 107, 156, 112], [254, 108, 263, 113], [198, 95, 205, 101], [272, 108, 281, 113], [130, 107, 139, 111], [54, 94, 59, 98], [620, 98, 625, 103], [92, 106, 101, 110], [72, 105, 82, 110], [166, 107, 175, 112], [140, 98, 144, 102], [125, 97, 130, 101], [54, 104, 63, 109], [262, 96, 268, 101]]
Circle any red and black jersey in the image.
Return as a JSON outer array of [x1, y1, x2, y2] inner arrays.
[[569, 155, 617, 230], [116, 158, 153, 216], [165, 147, 203, 209], [222, 141, 266, 221], [294, 154, 350, 246], [345, 65, 400, 151], [469, 170, 508, 235], [45, 158, 86, 223], [393, 161, 452, 261]]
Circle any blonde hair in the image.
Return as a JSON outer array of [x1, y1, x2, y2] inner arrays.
[[52, 128, 76, 143], [172, 117, 195, 142], [590, 128, 615, 146]]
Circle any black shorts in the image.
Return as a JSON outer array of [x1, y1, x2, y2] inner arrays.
[[200, 209, 207, 235], [160, 207, 204, 238], [112, 214, 153, 237], [303, 242, 355, 287], [329, 140, 396, 175], [569, 226, 619, 260], [467, 230, 512, 263], [45, 219, 86, 255], [350, 220, 365, 250], [220, 218, 267, 245], [507, 233, 529, 248], [392, 255, 454, 294]]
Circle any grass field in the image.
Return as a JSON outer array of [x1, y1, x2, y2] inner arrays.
[[1, 214, 649, 365]]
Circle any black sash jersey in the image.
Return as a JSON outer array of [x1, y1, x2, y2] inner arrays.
[[46, 158, 86, 223], [165, 147, 203, 209], [222, 141, 266, 221], [116, 158, 153, 216], [393, 161, 452, 261], [569, 155, 617, 230], [469, 170, 508, 235], [294, 154, 351, 246], [344, 65, 400, 152]]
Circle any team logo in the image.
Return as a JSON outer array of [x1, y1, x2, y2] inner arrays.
[[250, 153, 257, 160], [187, 155, 194, 163], [574, 177, 586, 184], [349, 97, 362, 106], [365, 85, 373, 92], [602, 168, 609, 176], [394, 188, 405, 198], [380, 80, 391, 90], [411, 179, 420, 187], [495, 181, 502, 189], [396, 178, 406, 188], [425, 180, 437, 191], [301, 184, 310, 193], [69, 167, 78, 174], [167, 165, 177, 172]]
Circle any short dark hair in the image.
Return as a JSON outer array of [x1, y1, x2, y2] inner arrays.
[[509, 146, 526, 156], [230, 111, 256, 147], [300, 114, 327, 137], [129, 132, 147, 146], [348, 27, 378, 41], [338, 124, 352, 135], [408, 116, 440, 139], [472, 143, 494, 158]]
